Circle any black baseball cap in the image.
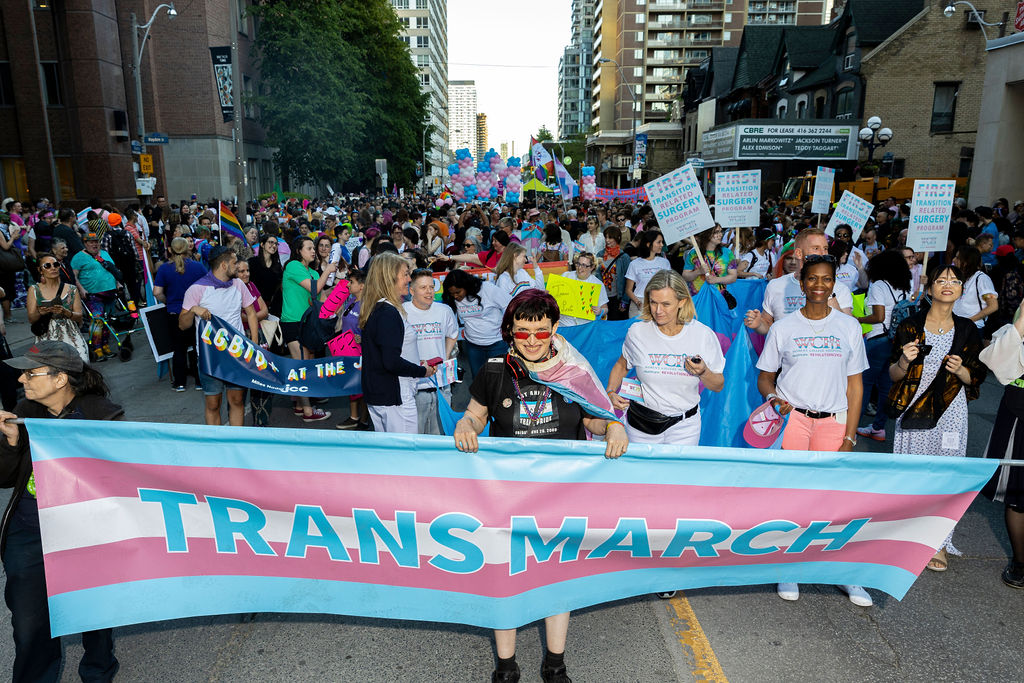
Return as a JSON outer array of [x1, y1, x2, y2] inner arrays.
[[5, 340, 84, 373]]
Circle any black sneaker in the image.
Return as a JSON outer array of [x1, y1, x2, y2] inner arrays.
[[336, 417, 360, 430], [541, 662, 571, 683], [356, 421, 373, 431], [1002, 561, 1024, 588], [491, 664, 520, 683], [311, 397, 329, 406]]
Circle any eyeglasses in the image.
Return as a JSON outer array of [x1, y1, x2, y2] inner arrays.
[[512, 330, 553, 340], [804, 254, 837, 265], [21, 370, 54, 379], [40, 262, 59, 270], [577, 262, 595, 269], [933, 278, 962, 287]]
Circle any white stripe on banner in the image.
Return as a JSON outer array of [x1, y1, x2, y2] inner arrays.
[[40, 498, 955, 563]]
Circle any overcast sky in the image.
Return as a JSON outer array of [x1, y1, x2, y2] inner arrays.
[[447, 0, 572, 159]]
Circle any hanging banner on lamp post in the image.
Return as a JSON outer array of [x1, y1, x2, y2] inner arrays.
[[210, 46, 234, 123]]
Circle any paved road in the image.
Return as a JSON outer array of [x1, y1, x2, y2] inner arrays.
[[0, 319, 1019, 682]]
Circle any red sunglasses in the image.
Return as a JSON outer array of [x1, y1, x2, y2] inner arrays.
[[512, 331, 552, 340]]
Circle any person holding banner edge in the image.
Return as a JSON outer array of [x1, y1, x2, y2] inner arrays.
[[453, 289, 627, 683], [755, 254, 872, 606], [0, 341, 121, 682], [404, 268, 458, 435]]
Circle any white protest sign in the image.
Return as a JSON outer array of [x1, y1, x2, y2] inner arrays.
[[644, 165, 715, 244], [714, 169, 761, 228], [811, 166, 835, 215], [905, 180, 957, 253], [825, 190, 875, 241]]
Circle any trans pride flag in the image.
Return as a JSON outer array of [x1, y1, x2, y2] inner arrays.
[[30, 420, 995, 636]]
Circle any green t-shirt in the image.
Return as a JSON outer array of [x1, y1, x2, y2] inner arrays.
[[281, 260, 318, 322]]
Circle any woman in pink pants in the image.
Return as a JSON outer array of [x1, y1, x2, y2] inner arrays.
[[755, 254, 872, 607]]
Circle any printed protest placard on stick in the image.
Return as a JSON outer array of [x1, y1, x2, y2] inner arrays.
[[547, 273, 601, 320], [825, 190, 875, 241], [905, 180, 957, 253], [644, 165, 715, 245], [811, 167, 836, 215], [715, 170, 761, 228]]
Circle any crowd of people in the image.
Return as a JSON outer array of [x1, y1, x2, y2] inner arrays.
[[1, 190, 1023, 682]]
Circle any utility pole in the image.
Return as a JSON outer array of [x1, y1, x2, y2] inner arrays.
[[231, 0, 246, 223]]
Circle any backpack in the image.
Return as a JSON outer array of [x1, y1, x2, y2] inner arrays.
[[297, 278, 337, 356], [108, 229, 137, 270], [884, 283, 917, 340]]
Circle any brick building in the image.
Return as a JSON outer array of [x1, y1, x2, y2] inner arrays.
[[0, 0, 276, 207], [858, 0, 1018, 181]]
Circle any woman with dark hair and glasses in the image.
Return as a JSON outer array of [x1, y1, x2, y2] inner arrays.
[[453, 289, 627, 683], [756, 254, 872, 606], [952, 245, 998, 330], [887, 262, 985, 572], [441, 269, 513, 376], [0, 341, 121, 682], [854, 249, 913, 442]]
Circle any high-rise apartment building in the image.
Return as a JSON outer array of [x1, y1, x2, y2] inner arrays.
[[448, 80, 478, 157], [392, 0, 448, 191], [557, 0, 597, 140], [476, 114, 488, 159]]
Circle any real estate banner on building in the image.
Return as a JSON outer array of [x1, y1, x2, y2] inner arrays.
[[811, 166, 836, 214], [906, 180, 957, 253], [714, 170, 761, 228], [644, 165, 715, 244], [825, 190, 875, 241]]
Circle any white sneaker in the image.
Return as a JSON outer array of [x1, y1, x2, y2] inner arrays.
[[777, 582, 799, 601], [840, 584, 873, 607]]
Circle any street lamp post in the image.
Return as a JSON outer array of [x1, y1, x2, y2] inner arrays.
[[942, 1, 1006, 41], [598, 57, 638, 189], [858, 116, 894, 205], [130, 3, 177, 156]]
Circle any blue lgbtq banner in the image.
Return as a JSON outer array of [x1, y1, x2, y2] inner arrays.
[[196, 316, 361, 397], [29, 420, 997, 636]]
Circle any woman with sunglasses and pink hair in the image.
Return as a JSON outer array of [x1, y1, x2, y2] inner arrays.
[[453, 289, 627, 683]]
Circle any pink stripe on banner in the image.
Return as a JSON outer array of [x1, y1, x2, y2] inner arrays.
[[34, 459, 976, 531], [44, 536, 933, 599]]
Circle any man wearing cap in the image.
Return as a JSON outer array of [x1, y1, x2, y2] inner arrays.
[[179, 246, 259, 426], [70, 232, 120, 361], [0, 340, 122, 682]]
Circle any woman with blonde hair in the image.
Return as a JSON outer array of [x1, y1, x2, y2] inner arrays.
[[360, 252, 437, 433], [154, 236, 205, 390], [607, 269, 725, 446], [493, 242, 543, 297]]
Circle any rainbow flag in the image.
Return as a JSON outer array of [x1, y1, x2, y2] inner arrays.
[[530, 136, 555, 181], [218, 202, 244, 240]]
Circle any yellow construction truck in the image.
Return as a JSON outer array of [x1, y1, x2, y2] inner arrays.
[[779, 173, 968, 209]]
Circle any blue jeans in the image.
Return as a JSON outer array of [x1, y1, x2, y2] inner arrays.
[[3, 500, 118, 682], [862, 335, 893, 431], [464, 339, 508, 377]]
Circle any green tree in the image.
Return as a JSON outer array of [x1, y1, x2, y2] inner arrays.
[[534, 126, 554, 142], [250, 0, 427, 191]]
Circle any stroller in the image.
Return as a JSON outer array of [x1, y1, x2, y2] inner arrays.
[[81, 285, 139, 362]]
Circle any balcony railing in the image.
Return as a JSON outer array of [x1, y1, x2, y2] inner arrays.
[[648, 36, 688, 47]]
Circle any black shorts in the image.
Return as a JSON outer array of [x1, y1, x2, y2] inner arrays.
[[281, 321, 301, 345]]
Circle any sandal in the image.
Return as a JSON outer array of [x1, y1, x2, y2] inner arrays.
[[927, 548, 948, 572]]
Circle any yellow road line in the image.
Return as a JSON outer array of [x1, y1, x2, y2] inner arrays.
[[666, 592, 728, 682]]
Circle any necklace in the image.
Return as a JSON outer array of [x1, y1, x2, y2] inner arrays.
[[510, 373, 551, 425], [802, 310, 829, 334]]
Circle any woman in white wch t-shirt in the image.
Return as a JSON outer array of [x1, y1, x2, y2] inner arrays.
[[558, 252, 609, 327], [493, 243, 544, 298], [756, 254, 872, 608], [441, 269, 513, 376], [952, 246, 998, 329], [624, 230, 671, 317], [608, 269, 725, 446]]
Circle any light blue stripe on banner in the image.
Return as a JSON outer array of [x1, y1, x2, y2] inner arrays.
[[47, 562, 916, 636], [24, 419, 998, 496]]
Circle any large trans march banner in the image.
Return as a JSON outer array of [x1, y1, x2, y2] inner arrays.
[[29, 420, 995, 637]]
